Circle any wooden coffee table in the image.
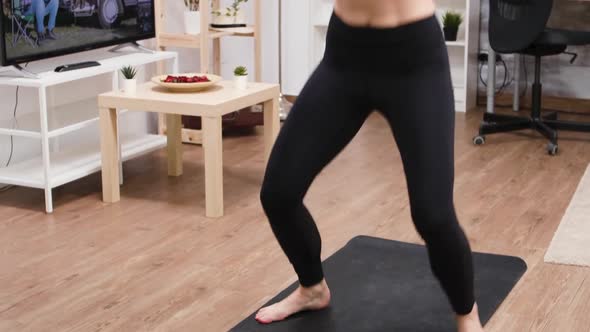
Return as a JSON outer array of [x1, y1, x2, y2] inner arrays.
[[97, 80, 280, 217]]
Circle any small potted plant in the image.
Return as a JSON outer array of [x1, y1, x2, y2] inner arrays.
[[184, 0, 201, 35], [233, 65, 248, 90], [120, 65, 138, 95], [442, 11, 463, 42], [211, 0, 249, 28]]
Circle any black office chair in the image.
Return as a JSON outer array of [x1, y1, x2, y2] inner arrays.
[[473, 0, 590, 155]]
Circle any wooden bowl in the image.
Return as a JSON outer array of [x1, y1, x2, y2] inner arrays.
[[151, 73, 222, 92]]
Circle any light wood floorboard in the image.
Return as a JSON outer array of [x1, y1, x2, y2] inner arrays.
[[1, 110, 590, 331]]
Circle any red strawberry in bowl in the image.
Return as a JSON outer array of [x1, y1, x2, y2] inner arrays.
[[153, 73, 220, 92], [161, 75, 211, 84]]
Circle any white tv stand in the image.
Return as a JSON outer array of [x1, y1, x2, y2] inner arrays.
[[109, 41, 155, 54], [0, 51, 179, 213], [0, 64, 39, 78]]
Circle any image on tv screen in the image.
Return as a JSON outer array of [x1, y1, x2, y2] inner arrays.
[[1, 0, 154, 65]]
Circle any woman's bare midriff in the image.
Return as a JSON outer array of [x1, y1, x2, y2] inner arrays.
[[334, 0, 436, 28]]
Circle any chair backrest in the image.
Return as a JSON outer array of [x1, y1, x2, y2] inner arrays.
[[489, 0, 554, 53], [12, 0, 35, 18], [10, 0, 23, 15]]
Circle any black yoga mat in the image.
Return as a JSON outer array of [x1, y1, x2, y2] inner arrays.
[[231, 236, 527, 332]]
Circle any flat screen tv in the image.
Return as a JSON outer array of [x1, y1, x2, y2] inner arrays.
[[0, 0, 155, 67]]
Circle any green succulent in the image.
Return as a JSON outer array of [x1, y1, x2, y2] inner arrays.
[[212, 0, 249, 17], [120, 65, 137, 80], [442, 11, 463, 29], [234, 66, 248, 76], [230, 0, 248, 13]]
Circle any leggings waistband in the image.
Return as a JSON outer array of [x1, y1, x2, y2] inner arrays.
[[323, 12, 448, 73], [328, 12, 441, 45]]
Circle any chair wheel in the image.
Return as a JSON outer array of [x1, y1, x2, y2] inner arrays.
[[547, 143, 558, 156], [473, 135, 486, 146]]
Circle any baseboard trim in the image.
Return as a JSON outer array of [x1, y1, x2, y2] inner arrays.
[[477, 93, 590, 115], [288, 93, 590, 115]]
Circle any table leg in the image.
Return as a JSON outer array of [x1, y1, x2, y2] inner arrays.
[[99, 107, 120, 203], [213, 38, 221, 74], [38, 87, 53, 213], [202, 116, 224, 218], [111, 71, 124, 186], [263, 96, 280, 162], [166, 113, 183, 177]]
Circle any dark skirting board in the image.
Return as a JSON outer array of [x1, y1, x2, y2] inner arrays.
[[231, 236, 527, 332]]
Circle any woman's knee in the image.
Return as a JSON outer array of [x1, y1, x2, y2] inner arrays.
[[260, 177, 302, 216], [411, 203, 459, 239]]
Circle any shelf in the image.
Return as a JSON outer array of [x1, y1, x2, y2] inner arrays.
[[454, 86, 466, 102], [446, 41, 466, 47], [158, 26, 256, 49], [455, 100, 466, 112], [0, 98, 130, 139], [210, 26, 256, 37], [0, 51, 178, 88], [154, 0, 262, 145], [0, 134, 166, 189], [158, 33, 204, 49]]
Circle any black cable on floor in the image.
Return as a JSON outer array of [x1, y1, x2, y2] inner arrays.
[[478, 57, 511, 96], [0, 87, 19, 193], [521, 54, 528, 99], [478, 55, 528, 108], [5, 86, 20, 168], [1, 63, 28, 192], [495, 58, 510, 95]]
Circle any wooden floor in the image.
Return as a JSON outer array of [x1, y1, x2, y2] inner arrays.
[[1, 109, 590, 332]]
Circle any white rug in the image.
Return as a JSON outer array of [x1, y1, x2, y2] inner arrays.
[[545, 164, 590, 267]]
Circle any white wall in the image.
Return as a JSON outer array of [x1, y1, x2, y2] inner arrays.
[[281, 0, 311, 95], [0, 0, 279, 186]]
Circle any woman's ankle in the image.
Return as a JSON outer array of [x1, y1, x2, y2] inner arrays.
[[299, 279, 329, 295], [456, 302, 483, 327], [456, 302, 478, 317]]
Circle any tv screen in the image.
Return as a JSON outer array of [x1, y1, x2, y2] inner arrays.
[[0, 0, 155, 66]]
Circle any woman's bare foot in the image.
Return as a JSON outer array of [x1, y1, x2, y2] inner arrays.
[[255, 279, 331, 324], [456, 302, 485, 332]]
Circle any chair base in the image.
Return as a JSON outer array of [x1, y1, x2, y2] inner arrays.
[[474, 112, 590, 156], [475, 54, 590, 156]]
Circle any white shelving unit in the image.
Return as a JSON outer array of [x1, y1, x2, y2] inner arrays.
[[0, 51, 178, 213], [0, 133, 165, 189], [308, 0, 481, 112], [436, 0, 481, 112]]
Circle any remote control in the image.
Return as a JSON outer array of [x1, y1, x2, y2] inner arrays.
[[54, 61, 101, 73]]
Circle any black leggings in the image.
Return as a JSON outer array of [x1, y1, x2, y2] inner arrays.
[[260, 13, 475, 315]]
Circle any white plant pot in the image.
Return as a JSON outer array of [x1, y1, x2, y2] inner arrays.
[[234, 75, 248, 90], [122, 78, 137, 95], [184, 10, 201, 35], [212, 10, 246, 26]]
